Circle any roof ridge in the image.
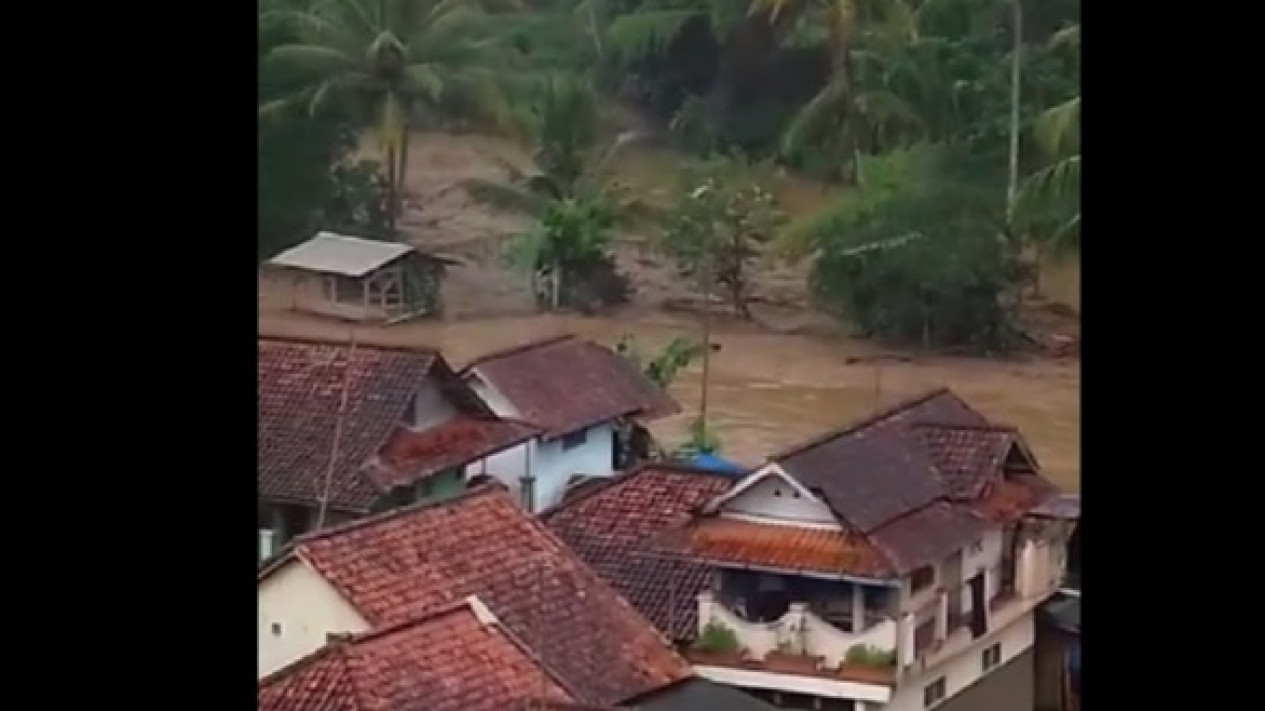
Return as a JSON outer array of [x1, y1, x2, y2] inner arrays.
[[912, 421, 1018, 434], [538, 462, 735, 521], [344, 597, 481, 647], [291, 481, 507, 546], [259, 333, 441, 356], [459, 334, 580, 373], [769, 387, 954, 461]]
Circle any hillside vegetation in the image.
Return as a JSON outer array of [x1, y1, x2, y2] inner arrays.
[[258, 0, 1080, 353]]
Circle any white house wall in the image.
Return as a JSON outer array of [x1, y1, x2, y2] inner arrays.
[[884, 611, 1035, 711], [258, 560, 370, 679], [466, 422, 617, 512], [720, 467, 838, 526]]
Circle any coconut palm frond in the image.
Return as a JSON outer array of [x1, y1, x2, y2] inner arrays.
[[1035, 96, 1080, 158], [605, 10, 703, 61], [262, 44, 358, 77], [1049, 23, 1080, 51], [780, 79, 851, 155], [407, 63, 445, 103], [1020, 154, 1080, 206]]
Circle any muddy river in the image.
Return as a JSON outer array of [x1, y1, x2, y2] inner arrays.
[[260, 132, 1081, 492], [258, 306, 1080, 492]]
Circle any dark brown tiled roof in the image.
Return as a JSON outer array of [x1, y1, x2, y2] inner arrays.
[[914, 423, 1018, 499], [258, 599, 576, 711], [868, 502, 992, 572], [281, 484, 692, 706], [366, 417, 539, 489], [258, 338, 436, 512], [661, 516, 895, 578], [773, 388, 989, 533], [541, 464, 735, 640], [462, 335, 680, 438]]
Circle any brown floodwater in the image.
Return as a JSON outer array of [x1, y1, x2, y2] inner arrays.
[[258, 306, 1081, 492]]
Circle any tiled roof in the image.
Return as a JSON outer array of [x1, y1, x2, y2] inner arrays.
[[283, 484, 692, 706], [664, 516, 895, 578], [671, 389, 1065, 577], [366, 417, 539, 489], [773, 388, 988, 533], [541, 464, 735, 640], [462, 335, 680, 438], [258, 338, 436, 512], [913, 423, 1018, 499], [258, 598, 576, 711]]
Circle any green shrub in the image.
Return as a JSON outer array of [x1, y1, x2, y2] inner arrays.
[[693, 620, 740, 654], [845, 643, 897, 667]]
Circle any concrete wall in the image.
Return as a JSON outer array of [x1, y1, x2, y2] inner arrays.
[[886, 612, 1035, 711], [463, 370, 617, 512], [258, 560, 370, 678]]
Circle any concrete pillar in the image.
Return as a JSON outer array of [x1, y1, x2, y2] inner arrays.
[[697, 591, 715, 637], [786, 602, 809, 654], [852, 584, 866, 632], [935, 590, 948, 641], [898, 613, 915, 667]]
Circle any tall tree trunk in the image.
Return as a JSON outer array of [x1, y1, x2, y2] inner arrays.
[[395, 128, 410, 233], [584, 0, 603, 59], [384, 145, 398, 233], [1006, 0, 1024, 219], [551, 260, 562, 311]]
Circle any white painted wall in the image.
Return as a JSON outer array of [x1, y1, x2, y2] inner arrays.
[[409, 377, 458, 429], [465, 422, 617, 512], [463, 371, 617, 512], [258, 560, 370, 679], [885, 611, 1035, 711], [721, 470, 838, 526]]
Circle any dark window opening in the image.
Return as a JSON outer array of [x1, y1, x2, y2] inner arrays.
[[910, 565, 935, 595], [982, 642, 1002, 671], [561, 429, 587, 451], [923, 677, 946, 708]]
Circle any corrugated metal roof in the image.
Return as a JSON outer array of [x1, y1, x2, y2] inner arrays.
[[268, 232, 415, 277]]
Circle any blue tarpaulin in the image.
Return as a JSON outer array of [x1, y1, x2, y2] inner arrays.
[[689, 452, 746, 476]]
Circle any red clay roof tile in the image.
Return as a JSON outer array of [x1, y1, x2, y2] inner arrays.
[[284, 485, 692, 706], [542, 464, 734, 640], [258, 599, 576, 711], [461, 335, 680, 438], [662, 516, 896, 578], [367, 417, 539, 489], [258, 338, 436, 511]]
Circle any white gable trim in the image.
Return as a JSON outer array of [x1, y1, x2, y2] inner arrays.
[[702, 463, 821, 514], [721, 511, 842, 532]]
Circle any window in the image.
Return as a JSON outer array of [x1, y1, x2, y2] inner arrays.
[[561, 429, 587, 451], [259, 529, 276, 561], [270, 622, 282, 636], [923, 677, 946, 708], [910, 565, 935, 595], [982, 643, 1002, 671]]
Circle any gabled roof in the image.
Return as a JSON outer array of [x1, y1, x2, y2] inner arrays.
[[257, 338, 437, 511], [268, 232, 415, 278], [258, 337, 497, 511], [668, 388, 1059, 578], [541, 464, 735, 641], [257, 597, 576, 711], [270, 483, 692, 706], [461, 335, 680, 438], [631, 678, 780, 711]]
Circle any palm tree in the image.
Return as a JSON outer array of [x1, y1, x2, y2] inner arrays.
[[258, 0, 513, 232], [1018, 24, 1079, 250]]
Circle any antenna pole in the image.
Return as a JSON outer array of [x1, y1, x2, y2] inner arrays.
[[315, 329, 357, 531]]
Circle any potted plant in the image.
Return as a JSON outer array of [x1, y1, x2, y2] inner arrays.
[[688, 620, 746, 666], [837, 644, 898, 684], [763, 640, 824, 675]]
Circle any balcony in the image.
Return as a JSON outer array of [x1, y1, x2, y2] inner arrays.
[[693, 591, 899, 685]]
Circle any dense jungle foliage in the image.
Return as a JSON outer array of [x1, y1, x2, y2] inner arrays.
[[258, 0, 1080, 351]]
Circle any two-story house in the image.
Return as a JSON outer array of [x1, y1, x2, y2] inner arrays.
[[458, 334, 681, 512], [257, 336, 538, 560], [547, 389, 1077, 711], [658, 388, 1078, 711]]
